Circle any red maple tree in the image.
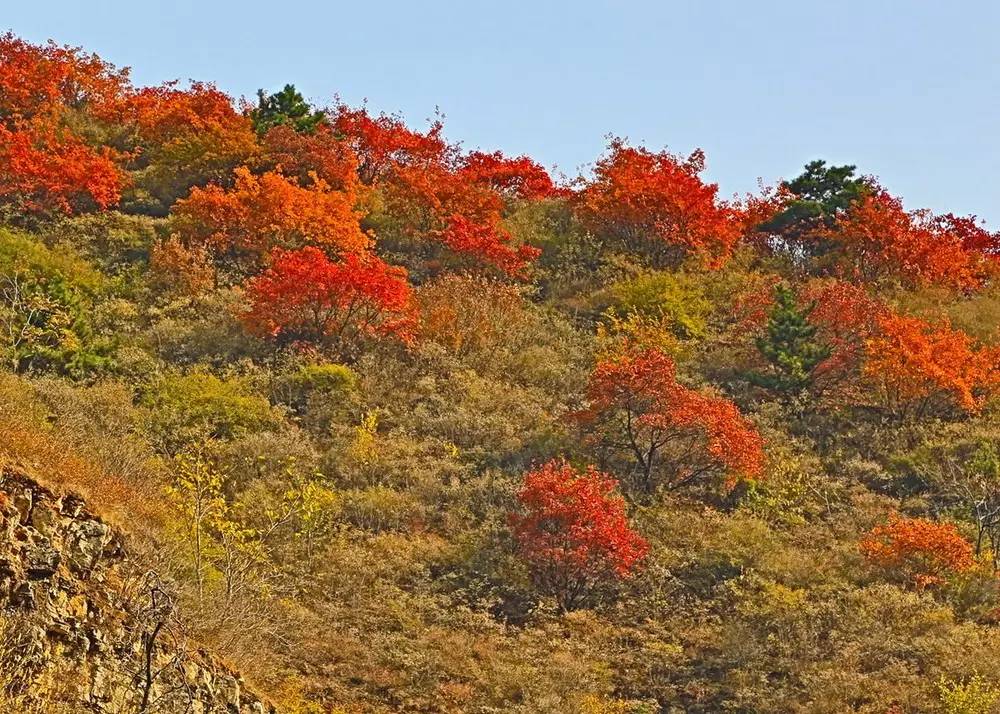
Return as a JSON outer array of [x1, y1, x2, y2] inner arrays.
[[457, 150, 558, 200], [510, 459, 648, 611], [827, 191, 994, 290], [240, 246, 415, 355], [576, 348, 765, 495], [330, 102, 448, 185], [575, 139, 742, 268], [0, 34, 127, 215], [0, 124, 122, 215]]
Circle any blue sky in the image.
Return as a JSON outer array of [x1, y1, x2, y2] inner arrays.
[[6, 1, 1000, 224]]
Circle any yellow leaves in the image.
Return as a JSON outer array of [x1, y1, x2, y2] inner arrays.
[[349, 409, 380, 466]]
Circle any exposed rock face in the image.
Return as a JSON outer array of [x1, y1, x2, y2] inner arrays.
[[0, 467, 277, 713]]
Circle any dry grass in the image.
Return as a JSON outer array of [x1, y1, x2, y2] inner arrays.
[[0, 373, 170, 541]]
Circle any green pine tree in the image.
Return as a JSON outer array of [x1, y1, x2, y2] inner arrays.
[[747, 284, 831, 397], [250, 84, 325, 135], [758, 160, 870, 241]]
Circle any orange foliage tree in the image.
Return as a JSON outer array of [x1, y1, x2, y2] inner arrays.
[[575, 139, 742, 268], [258, 124, 362, 193], [0, 31, 128, 123], [121, 81, 258, 211], [240, 246, 415, 356], [575, 348, 765, 496], [170, 167, 370, 271], [860, 515, 975, 589], [510, 459, 648, 611], [862, 312, 1000, 419], [0, 33, 127, 216]]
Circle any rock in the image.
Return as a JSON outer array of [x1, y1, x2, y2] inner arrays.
[[11, 580, 35, 608], [216, 673, 241, 710], [59, 492, 86, 518], [0, 556, 16, 580], [25, 541, 60, 579], [66, 519, 110, 574], [12, 489, 32, 523], [29, 503, 58, 536]]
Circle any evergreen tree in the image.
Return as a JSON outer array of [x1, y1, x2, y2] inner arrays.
[[759, 160, 870, 241], [250, 84, 325, 135], [747, 284, 831, 396]]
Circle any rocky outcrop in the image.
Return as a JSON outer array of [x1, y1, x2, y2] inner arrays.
[[0, 467, 277, 713]]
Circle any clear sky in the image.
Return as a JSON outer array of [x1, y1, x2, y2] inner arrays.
[[6, 1, 1000, 224]]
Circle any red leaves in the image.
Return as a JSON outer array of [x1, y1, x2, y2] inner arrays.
[[577, 348, 765, 494], [331, 102, 543, 276], [829, 191, 994, 290], [860, 515, 975, 589], [437, 215, 541, 278], [171, 167, 370, 263], [576, 140, 743, 268], [330, 103, 448, 185], [259, 124, 362, 193], [510, 459, 648, 610], [241, 246, 415, 352], [457, 150, 558, 200], [384, 159, 539, 277]]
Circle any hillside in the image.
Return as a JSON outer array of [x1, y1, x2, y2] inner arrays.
[[1, 32, 1000, 713]]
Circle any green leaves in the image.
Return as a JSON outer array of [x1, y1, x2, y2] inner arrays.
[[746, 284, 830, 397], [250, 84, 325, 135]]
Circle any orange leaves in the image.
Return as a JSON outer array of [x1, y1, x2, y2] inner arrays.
[[575, 140, 743, 268], [863, 312, 1000, 416], [0, 31, 129, 124], [171, 167, 370, 264], [830, 191, 994, 290], [0, 124, 122, 215], [0, 34, 127, 216], [125, 81, 251, 142], [739, 277, 1000, 415], [577, 348, 765, 494], [860, 515, 975, 589], [120, 81, 259, 209], [510, 459, 648, 611], [240, 246, 415, 353]]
